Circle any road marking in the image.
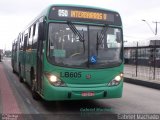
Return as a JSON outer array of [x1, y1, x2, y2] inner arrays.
[[26, 98, 31, 105]]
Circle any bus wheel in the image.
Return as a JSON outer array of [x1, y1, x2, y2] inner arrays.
[[31, 73, 41, 100], [12, 69, 16, 73], [19, 65, 23, 83]]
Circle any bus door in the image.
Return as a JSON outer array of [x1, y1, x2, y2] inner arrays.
[[36, 22, 44, 93], [22, 34, 28, 81]]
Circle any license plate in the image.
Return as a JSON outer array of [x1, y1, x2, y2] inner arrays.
[[82, 92, 95, 97]]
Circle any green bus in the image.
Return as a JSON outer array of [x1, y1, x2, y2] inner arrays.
[[12, 4, 124, 101]]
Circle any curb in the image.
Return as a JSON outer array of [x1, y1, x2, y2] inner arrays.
[[124, 77, 160, 90]]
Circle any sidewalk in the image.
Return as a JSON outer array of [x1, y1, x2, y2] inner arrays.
[[124, 65, 160, 90]]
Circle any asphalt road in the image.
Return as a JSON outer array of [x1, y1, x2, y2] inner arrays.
[[1, 57, 160, 120]]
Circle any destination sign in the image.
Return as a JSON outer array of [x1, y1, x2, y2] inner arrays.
[[70, 10, 107, 20], [49, 6, 122, 25]]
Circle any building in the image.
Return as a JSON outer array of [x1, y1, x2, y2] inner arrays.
[[124, 36, 160, 67]]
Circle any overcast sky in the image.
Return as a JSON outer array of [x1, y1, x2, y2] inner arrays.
[[0, 0, 160, 50]]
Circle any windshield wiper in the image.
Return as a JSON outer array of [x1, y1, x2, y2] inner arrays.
[[67, 22, 85, 42], [67, 21, 85, 53], [96, 26, 107, 55]]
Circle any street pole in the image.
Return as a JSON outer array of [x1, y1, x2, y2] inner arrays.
[[135, 42, 138, 77], [152, 21, 160, 35], [142, 20, 155, 34], [153, 40, 156, 80]]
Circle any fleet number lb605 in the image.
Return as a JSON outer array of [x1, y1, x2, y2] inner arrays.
[[60, 72, 82, 78]]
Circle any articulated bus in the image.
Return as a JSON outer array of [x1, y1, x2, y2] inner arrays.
[[12, 4, 124, 101]]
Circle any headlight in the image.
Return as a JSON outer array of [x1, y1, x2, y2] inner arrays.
[[107, 73, 123, 87], [50, 75, 57, 82], [44, 73, 66, 87]]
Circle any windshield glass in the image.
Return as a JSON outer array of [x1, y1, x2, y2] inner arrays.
[[89, 26, 122, 68], [47, 23, 88, 68], [47, 23, 122, 68]]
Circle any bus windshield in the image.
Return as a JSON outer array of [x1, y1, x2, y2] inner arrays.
[[47, 23, 122, 68]]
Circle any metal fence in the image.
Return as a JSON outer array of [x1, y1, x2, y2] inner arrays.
[[124, 65, 160, 81], [124, 40, 160, 81]]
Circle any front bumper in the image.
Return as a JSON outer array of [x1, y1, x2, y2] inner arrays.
[[41, 77, 123, 101]]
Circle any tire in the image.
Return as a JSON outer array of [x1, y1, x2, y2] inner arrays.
[[31, 71, 41, 100], [19, 65, 23, 83], [12, 69, 16, 73]]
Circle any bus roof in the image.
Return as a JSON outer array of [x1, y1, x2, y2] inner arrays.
[[48, 4, 118, 13], [23, 4, 121, 32]]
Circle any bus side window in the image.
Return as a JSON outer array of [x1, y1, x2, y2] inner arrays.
[[24, 33, 28, 51], [19, 35, 21, 50], [33, 23, 36, 36], [12, 41, 15, 52], [21, 32, 25, 50], [19, 34, 22, 50], [29, 28, 31, 38], [28, 27, 33, 50], [15, 39, 18, 52], [20, 33, 23, 50], [32, 22, 39, 49]]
